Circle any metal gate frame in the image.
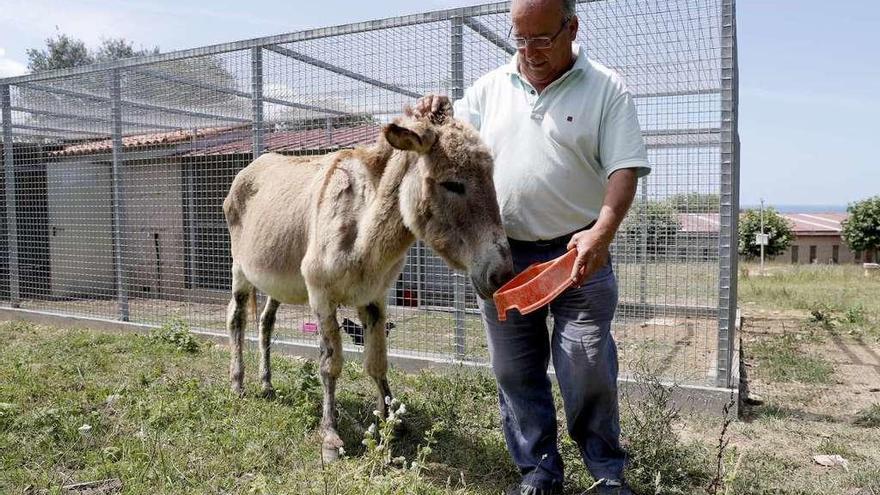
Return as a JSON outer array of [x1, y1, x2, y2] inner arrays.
[[0, 0, 740, 394]]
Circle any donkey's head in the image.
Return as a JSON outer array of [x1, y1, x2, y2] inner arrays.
[[384, 115, 514, 300]]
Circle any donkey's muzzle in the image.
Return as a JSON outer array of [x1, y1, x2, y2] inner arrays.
[[470, 240, 514, 300]]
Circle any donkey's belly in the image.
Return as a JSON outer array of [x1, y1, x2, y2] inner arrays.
[[245, 266, 309, 305]]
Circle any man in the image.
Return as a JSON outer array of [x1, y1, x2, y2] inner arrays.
[[415, 0, 649, 493]]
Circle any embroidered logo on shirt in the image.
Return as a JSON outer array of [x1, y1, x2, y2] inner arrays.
[[566, 116, 574, 122]]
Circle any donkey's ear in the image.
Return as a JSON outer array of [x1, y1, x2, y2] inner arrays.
[[383, 121, 436, 154]]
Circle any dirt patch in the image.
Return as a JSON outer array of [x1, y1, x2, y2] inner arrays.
[[742, 314, 880, 422]]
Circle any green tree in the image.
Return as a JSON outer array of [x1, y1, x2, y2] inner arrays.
[[26, 33, 94, 71], [737, 207, 793, 259], [841, 196, 880, 262], [20, 34, 239, 130], [620, 201, 681, 260], [27, 35, 158, 72], [94, 37, 160, 62]]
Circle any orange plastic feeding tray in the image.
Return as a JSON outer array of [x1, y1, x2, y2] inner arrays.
[[492, 249, 578, 321]]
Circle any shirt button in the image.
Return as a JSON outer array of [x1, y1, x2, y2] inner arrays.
[[530, 90, 536, 95]]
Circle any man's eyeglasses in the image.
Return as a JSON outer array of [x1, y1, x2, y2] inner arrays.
[[508, 17, 571, 50]]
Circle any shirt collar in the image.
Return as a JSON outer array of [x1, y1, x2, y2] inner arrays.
[[504, 42, 588, 80]]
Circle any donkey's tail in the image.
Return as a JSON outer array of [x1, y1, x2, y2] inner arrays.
[[249, 288, 258, 326]]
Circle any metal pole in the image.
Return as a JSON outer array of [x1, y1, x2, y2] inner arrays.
[[451, 15, 467, 360], [1, 84, 20, 307], [716, 0, 739, 388], [109, 70, 129, 321], [251, 47, 264, 160], [760, 198, 765, 275], [264, 45, 422, 99], [729, 4, 741, 389], [639, 180, 648, 307], [185, 159, 197, 290]]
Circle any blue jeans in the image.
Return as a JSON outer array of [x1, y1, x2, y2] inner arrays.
[[478, 242, 625, 490]]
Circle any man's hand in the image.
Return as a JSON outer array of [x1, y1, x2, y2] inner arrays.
[[412, 93, 453, 123], [566, 228, 612, 287], [565, 168, 638, 286]]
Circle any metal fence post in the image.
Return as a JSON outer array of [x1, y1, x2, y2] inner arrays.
[[109, 69, 129, 321], [1, 84, 20, 307], [451, 15, 467, 359], [639, 180, 648, 307], [184, 157, 197, 290], [716, 0, 739, 388], [252, 47, 265, 159]]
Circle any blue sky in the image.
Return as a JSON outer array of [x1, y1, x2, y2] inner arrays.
[[1, 0, 878, 207]]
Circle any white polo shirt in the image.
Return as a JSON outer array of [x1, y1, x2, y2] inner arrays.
[[453, 43, 650, 241]]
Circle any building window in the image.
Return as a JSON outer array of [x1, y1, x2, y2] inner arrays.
[[809, 245, 817, 264], [832, 245, 839, 264], [791, 245, 799, 263]]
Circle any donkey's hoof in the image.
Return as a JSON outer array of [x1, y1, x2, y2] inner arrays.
[[231, 384, 245, 398], [260, 386, 276, 400], [321, 446, 340, 463]]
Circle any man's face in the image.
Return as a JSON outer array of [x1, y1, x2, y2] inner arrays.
[[511, 0, 578, 88]]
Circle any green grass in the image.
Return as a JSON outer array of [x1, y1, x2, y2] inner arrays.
[[750, 333, 834, 384], [854, 404, 880, 428], [739, 263, 880, 340], [0, 321, 723, 494]]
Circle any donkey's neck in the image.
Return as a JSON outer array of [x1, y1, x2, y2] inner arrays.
[[354, 146, 417, 264]]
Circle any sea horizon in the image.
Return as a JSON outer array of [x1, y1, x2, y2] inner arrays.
[[741, 204, 848, 214]]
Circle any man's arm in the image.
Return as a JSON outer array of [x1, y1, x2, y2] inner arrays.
[[566, 168, 638, 286]]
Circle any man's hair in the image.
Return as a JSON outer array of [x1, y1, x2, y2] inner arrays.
[[511, 0, 577, 20], [562, 0, 576, 20]]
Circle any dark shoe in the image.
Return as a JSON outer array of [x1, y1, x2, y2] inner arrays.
[[595, 478, 634, 495], [505, 482, 563, 495]]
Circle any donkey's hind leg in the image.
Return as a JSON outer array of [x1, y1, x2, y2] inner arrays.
[[227, 263, 253, 396], [258, 297, 281, 399]]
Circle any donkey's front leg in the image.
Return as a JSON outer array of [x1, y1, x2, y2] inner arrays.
[[358, 301, 392, 419], [314, 299, 344, 462]]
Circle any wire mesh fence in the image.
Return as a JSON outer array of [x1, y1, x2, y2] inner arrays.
[[0, 0, 739, 388]]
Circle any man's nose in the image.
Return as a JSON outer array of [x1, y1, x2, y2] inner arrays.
[[523, 45, 546, 61]]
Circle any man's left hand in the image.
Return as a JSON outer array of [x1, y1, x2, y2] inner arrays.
[[566, 229, 612, 287]]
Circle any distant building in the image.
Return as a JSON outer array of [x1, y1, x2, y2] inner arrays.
[[676, 212, 876, 264], [777, 213, 874, 264]]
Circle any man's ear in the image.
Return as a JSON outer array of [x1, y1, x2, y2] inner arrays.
[[383, 120, 437, 154]]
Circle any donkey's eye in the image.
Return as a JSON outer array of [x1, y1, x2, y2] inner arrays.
[[439, 181, 466, 195]]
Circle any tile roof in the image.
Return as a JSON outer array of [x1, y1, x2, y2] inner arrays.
[[677, 212, 848, 235], [182, 124, 381, 157], [48, 126, 245, 157]]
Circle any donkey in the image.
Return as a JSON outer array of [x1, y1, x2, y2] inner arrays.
[[223, 110, 513, 461]]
